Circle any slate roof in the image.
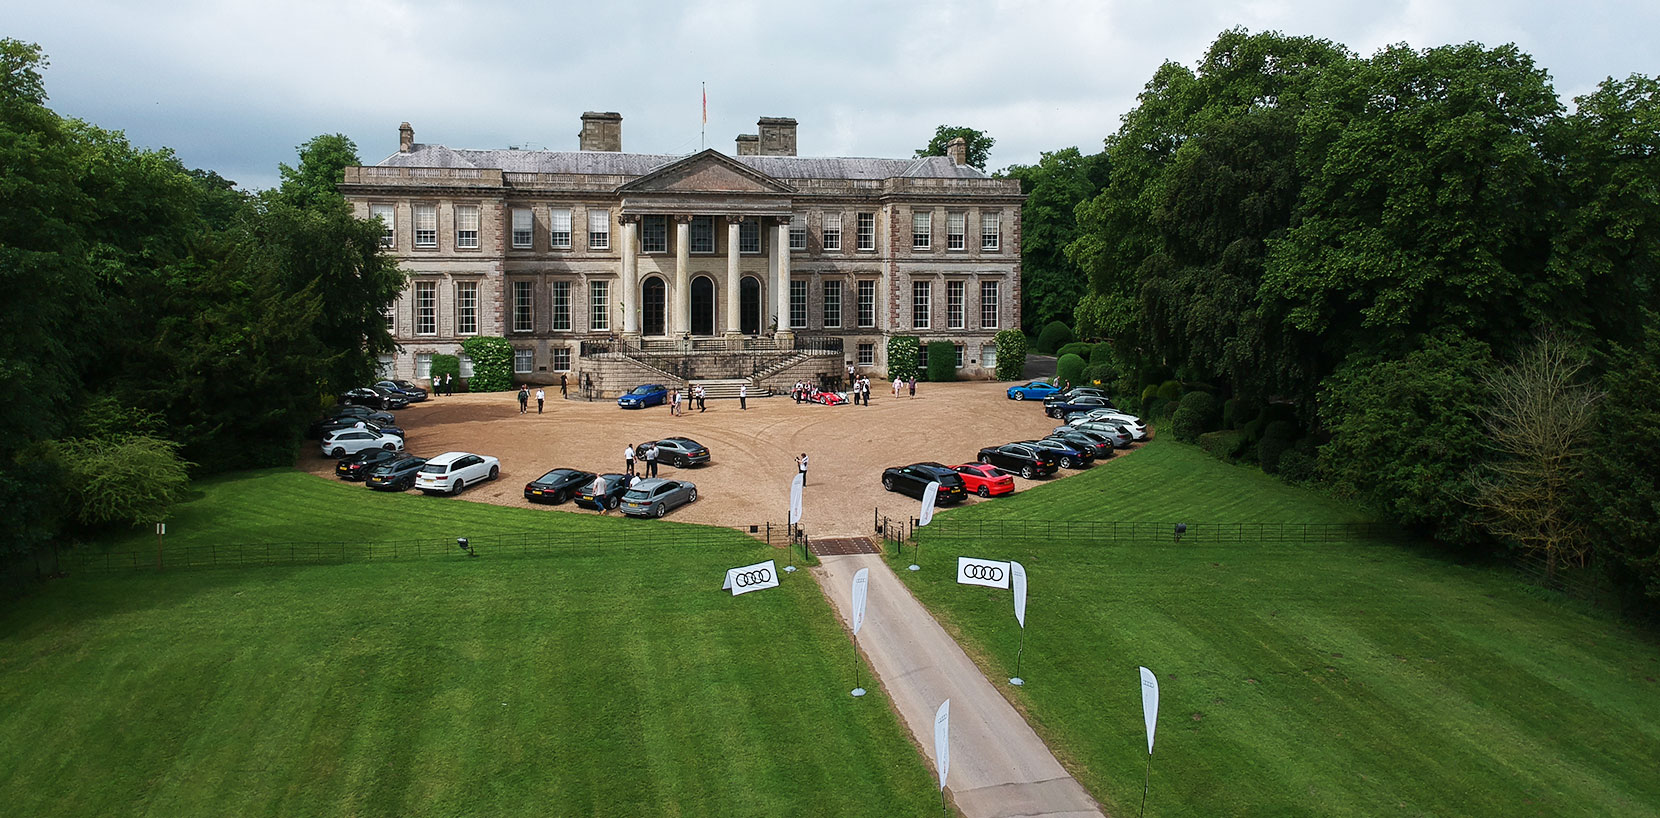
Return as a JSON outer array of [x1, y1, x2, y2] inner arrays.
[[376, 145, 989, 181]]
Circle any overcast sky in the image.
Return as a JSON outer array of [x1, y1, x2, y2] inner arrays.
[[9, 0, 1658, 190]]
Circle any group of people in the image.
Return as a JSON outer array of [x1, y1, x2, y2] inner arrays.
[[846, 376, 876, 405], [892, 375, 917, 398], [668, 385, 707, 416], [431, 373, 455, 396], [516, 385, 546, 414], [589, 471, 645, 515], [623, 442, 662, 478]]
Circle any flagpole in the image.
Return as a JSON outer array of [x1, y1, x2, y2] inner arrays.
[[1139, 753, 1151, 818], [700, 82, 706, 150]]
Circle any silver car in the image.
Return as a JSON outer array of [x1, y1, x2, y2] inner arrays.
[[619, 478, 698, 518], [1059, 422, 1134, 448], [320, 428, 405, 458], [1069, 412, 1148, 440]]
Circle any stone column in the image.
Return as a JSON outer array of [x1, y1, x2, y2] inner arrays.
[[674, 215, 692, 336], [620, 215, 639, 337], [774, 216, 794, 347], [725, 216, 742, 341]]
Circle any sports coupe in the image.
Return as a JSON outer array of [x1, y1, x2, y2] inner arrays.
[[951, 463, 1015, 497], [1006, 381, 1060, 401], [524, 468, 599, 504]]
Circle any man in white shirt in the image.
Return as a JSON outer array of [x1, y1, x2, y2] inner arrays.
[[739, 383, 748, 410], [535, 388, 545, 414], [797, 452, 809, 486], [624, 444, 635, 476]]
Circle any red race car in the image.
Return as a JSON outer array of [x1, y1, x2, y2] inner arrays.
[[809, 389, 849, 406], [952, 463, 1015, 497]]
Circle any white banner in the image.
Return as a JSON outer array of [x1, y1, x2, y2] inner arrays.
[[789, 472, 804, 525], [934, 698, 950, 791], [919, 481, 940, 526], [851, 567, 869, 635], [722, 560, 779, 596], [1139, 666, 1160, 755], [956, 556, 1011, 589], [1011, 560, 1027, 628]]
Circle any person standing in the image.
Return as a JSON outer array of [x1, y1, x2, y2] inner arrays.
[[560, 373, 568, 398], [535, 387, 545, 414], [518, 385, 529, 414], [646, 443, 659, 477], [448, 373, 456, 396], [696, 384, 706, 413], [583, 372, 592, 400], [739, 382, 747, 411], [863, 376, 872, 405], [796, 452, 809, 486], [893, 376, 902, 398], [593, 475, 610, 515], [908, 375, 917, 398], [624, 443, 636, 476]]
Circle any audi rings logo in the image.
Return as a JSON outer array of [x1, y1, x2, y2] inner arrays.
[[734, 569, 773, 587], [962, 564, 1004, 582]]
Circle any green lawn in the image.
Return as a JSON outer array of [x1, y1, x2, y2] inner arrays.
[[899, 442, 1660, 817], [0, 471, 934, 817]]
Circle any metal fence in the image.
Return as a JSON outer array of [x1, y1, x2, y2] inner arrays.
[[874, 514, 1407, 549]]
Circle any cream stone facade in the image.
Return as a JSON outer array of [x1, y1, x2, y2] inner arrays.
[[340, 114, 1023, 395]]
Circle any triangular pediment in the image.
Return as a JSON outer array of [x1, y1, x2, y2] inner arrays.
[[617, 149, 795, 195]]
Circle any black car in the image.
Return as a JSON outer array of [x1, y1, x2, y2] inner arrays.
[[308, 405, 395, 438], [1022, 438, 1094, 469], [375, 379, 429, 402], [1048, 430, 1116, 461], [1045, 395, 1115, 418], [336, 449, 412, 481], [341, 387, 409, 410], [574, 473, 631, 511], [976, 444, 1059, 479], [1043, 387, 1110, 406], [524, 468, 599, 504], [880, 462, 968, 504], [366, 456, 429, 491], [635, 438, 711, 468], [313, 416, 406, 440]]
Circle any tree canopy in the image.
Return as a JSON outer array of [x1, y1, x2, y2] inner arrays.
[[915, 125, 995, 170]]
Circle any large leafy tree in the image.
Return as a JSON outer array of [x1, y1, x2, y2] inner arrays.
[[1003, 147, 1108, 331], [276, 133, 360, 210], [915, 125, 995, 170]]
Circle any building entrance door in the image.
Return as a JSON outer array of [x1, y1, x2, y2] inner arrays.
[[642, 277, 666, 336], [741, 276, 761, 335], [691, 276, 715, 336]]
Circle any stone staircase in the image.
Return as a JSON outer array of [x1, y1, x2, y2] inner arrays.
[[690, 378, 770, 400]]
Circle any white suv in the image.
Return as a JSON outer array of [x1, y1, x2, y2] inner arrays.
[[321, 428, 404, 458], [415, 452, 500, 495], [1069, 411, 1148, 440]]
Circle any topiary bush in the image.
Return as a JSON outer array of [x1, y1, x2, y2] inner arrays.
[[925, 341, 957, 382], [1156, 379, 1183, 402], [1055, 353, 1086, 388], [1056, 341, 1094, 360], [1090, 342, 1114, 366], [1197, 430, 1245, 462], [1221, 398, 1239, 429], [887, 335, 920, 380], [1258, 436, 1293, 474], [1145, 397, 1171, 421], [1036, 321, 1074, 354], [1081, 364, 1115, 388], [992, 329, 1027, 380], [461, 336, 515, 392], [1276, 439, 1320, 484], [1170, 391, 1221, 442], [431, 353, 461, 390]]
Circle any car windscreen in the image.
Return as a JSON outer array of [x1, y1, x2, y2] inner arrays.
[[623, 489, 650, 500], [630, 386, 655, 395], [418, 463, 448, 474]]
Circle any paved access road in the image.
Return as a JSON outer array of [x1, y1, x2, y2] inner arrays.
[[815, 554, 1104, 818]]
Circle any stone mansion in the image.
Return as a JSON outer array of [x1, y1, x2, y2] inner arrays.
[[340, 113, 1023, 394]]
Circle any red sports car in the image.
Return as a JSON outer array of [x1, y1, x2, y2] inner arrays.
[[952, 463, 1015, 497], [809, 389, 848, 406]]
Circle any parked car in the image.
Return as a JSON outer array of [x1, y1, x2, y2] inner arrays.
[[880, 463, 968, 504], [1045, 395, 1116, 419], [341, 386, 408, 410], [1062, 421, 1136, 447], [635, 438, 711, 468], [619, 478, 698, 518], [375, 379, 429, 402], [1021, 438, 1093, 469], [1068, 411, 1148, 440], [618, 384, 670, 409], [1005, 381, 1060, 401], [808, 389, 849, 406], [313, 416, 405, 440], [1043, 386, 1110, 405], [366, 456, 429, 491], [976, 443, 1059, 479], [415, 451, 500, 495], [335, 448, 411, 480], [524, 468, 598, 504], [309, 406, 396, 438], [320, 428, 405, 458], [951, 463, 1016, 497], [1048, 429, 1117, 460], [574, 473, 632, 511]]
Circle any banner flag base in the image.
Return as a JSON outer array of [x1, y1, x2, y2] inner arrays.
[[1009, 677, 1024, 686], [908, 564, 920, 571], [850, 687, 867, 697]]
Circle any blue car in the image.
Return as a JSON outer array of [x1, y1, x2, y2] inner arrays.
[[618, 383, 669, 409], [1006, 381, 1060, 401]]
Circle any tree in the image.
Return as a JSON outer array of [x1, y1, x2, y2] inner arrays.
[[915, 125, 995, 170], [277, 133, 359, 210], [1467, 334, 1603, 579], [1003, 147, 1108, 331], [1577, 324, 1660, 613]]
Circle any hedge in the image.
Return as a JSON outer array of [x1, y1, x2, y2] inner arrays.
[[1056, 353, 1086, 388], [1196, 430, 1245, 462], [926, 341, 957, 382], [1056, 341, 1094, 360], [1036, 321, 1074, 354], [1170, 391, 1220, 442], [993, 329, 1027, 380], [460, 336, 515, 392], [1089, 343, 1115, 367], [431, 354, 461, 390], [887, 336, 920, 380]]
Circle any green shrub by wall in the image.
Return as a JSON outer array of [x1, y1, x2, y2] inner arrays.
[[926, 341, 957, 382], [887, 336, 920, 381], [460, 337, 515, 392], [1036, 321, 1074, 354], [1056, 353, 1086, 388], [993, 329, 1027, 381]]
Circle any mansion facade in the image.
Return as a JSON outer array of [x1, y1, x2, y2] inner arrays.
[[340, 113, 1023, 393]]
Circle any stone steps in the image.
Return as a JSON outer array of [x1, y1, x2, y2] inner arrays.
[[690, 379, 770, 400]]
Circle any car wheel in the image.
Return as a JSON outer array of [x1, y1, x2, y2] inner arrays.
[[979, 453, 991, 464], [654, 503, 666, 518], [607, 495, 620, 510], [688, 488, 697, 502], [882, 476, 896, 491], [977, 485, 990, 498], [1060, 456, 1074, 469], [383, 443, 396, 451], [330, 447, 345, 458], [452, 479, 464, 494], [1013, 392, 1025, 401], [675, 456, 688, 468], [488, 465, 499, 480], [1046, 408, 1058, 418], [553, 489, 569, 504], [1021, 466, 1036, 480]]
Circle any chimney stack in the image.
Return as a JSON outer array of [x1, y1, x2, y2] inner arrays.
[[399, 122, 414, 153], [735, 134, 759, 155], [946, 137, 967, 166], [579, 112, 623, 152], [756, 117, 797, 156]]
